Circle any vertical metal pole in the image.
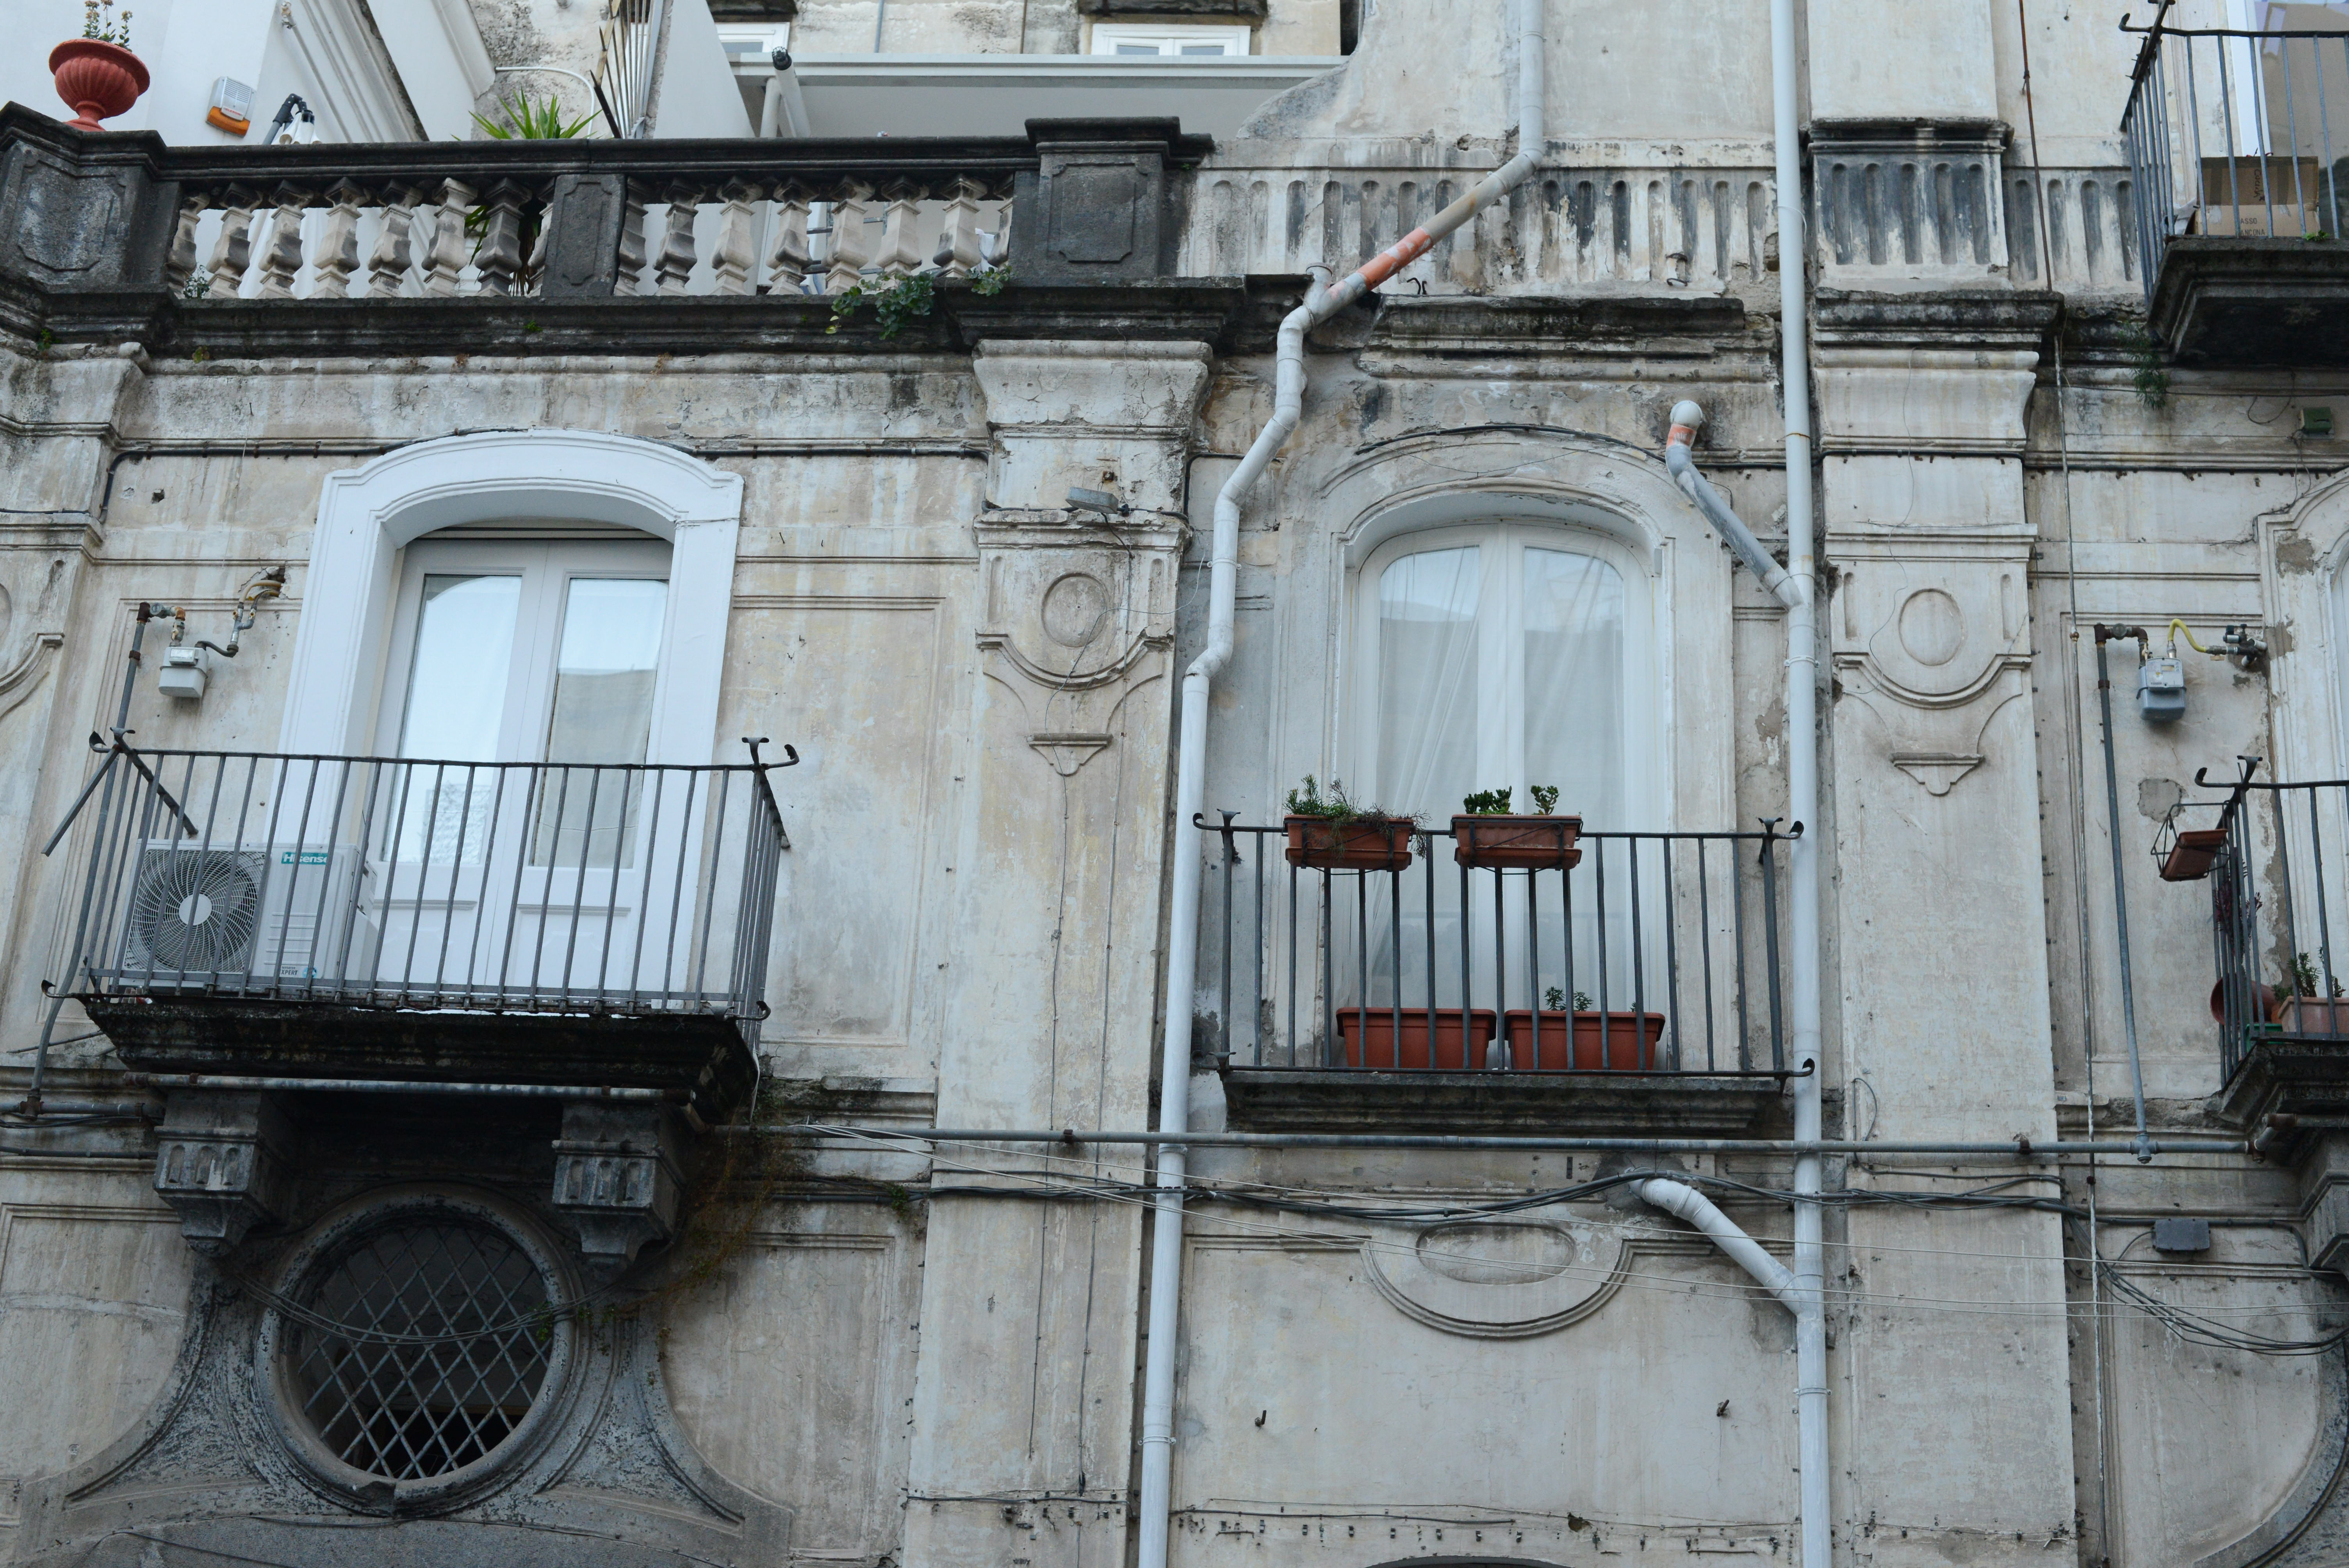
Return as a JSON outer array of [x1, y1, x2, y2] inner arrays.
[[2310, 787, 2338, 1033], [1219, 813, 1237, 1064], [1662, 837, 1682, 1071], [1760, 822, 1786, 1072], [2094, 630, 2157, 1160]]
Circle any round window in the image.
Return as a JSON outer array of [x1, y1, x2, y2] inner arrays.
[[280, 1214, 556, 1482]]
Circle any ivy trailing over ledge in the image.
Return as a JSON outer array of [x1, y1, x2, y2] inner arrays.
[[827, 268, 1012, 338]]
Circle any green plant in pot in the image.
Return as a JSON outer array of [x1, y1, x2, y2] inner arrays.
[[1451, 784, 1581, 870], [1508, 984, 1664, 1071], [1282, 775, 1416, 870]]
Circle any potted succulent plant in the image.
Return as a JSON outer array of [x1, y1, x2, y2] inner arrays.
[[51, 2, 148, 133], [1502, 985, 1669, 1070], [1335, 1005, 1498, 1069], [2276, 952, 2349, 1036], [1283, 775, 1415, 871], [1452, 785, 1583, 870]]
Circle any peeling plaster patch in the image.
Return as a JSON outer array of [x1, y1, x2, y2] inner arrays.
[[2276, 532, 2320, 575], [2139, 777, 2183, 823]]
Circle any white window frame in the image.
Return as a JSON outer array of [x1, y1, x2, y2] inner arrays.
[[1348, 521, 1663, 830], [1087, 21, 1253, 55], [282, 429, 741, 768]]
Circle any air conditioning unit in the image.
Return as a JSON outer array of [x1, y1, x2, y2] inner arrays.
[[114, 842, 379, 989]]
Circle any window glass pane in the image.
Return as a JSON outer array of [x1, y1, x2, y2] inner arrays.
[[535, 577, 667, 867], [1178, 41, 1229, 53], [399, 575, 520, 760], [391, 574, 520, 864], [1376, 546, 1479, 819], [1115, 42, 1159, 53], [1522, 548, 1627, 828]]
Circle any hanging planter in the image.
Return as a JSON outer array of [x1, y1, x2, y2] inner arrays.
[[1335, 1007, 1497, 1069], [1281, 775, 1415, 871], [1284, 816, 1416, 871], [2159, 828, 2228, 882], [1451, 786, 1581, 870]]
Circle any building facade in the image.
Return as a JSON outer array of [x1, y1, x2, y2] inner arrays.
[[2, 1, 2349, 1565]]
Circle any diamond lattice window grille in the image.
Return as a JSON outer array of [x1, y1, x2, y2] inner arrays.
[[284, 1217, 554, 1482]]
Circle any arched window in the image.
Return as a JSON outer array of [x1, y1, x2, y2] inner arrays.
[[1325, 522, 1667, 1032], [1351, 522, 1657, 829]]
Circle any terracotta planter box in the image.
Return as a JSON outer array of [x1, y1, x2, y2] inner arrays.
[[1451, 814, 1583, 870], [2276, 997, 2349, 1037], [1501, 1009, 1669, 1070], [1335, 1007, 1497, 1069], [2160, 829, 2228, 882], [1285, 816, 1415, 871], [50, 39, 148, 131]]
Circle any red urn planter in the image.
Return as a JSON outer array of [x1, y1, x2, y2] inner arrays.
[[1452, 813, 1583, 870], [1283, 816, 1416, 871], [50, 39, 150, 132]]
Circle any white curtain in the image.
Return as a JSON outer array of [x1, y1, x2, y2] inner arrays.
[[1374, 546, 1481, 819]]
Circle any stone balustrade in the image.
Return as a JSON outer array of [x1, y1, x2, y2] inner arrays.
[[0, 107, 1210, 322], [164, 173, 1015, 301]]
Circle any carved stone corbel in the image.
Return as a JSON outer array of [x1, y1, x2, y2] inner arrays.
[[552, 1100, 688, 1274], [152, 1089, 295, 1254]]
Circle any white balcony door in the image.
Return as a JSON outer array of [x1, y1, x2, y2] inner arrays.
[[1335, 524, 1661, 1033], [371, 536, 674, 1001]]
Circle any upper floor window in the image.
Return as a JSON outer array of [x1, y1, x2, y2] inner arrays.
[[1089, 23, 1251, 55], [1352, 523, 1653, 830], [377, 533, 671, 871]]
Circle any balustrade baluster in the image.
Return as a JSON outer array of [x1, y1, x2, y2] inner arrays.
[[876, 179, 925, 278], [711, 180, 759, 295], [825, 179, 874, 294], [615, 180, 651, 296], [164, 193, 205, 295], [474, 180, 528, 296], [934, 176, 985, 280], [365, 184, 422, 298], [422, 177, 478, 296], [256, 185, 310, 299], [656, 185, 702, 295], [313, 180, 365, 299], [203, 186, 258, 300], [763, 182, 811, 293]]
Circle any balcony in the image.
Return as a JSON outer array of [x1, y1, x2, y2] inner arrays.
[[0, 105, 1240, 358], [2121, 15, 2349, 365], [37, 745, 791, 1123], [2180, 766, 2349, 1156], [1203, 817, 1800, 1134]]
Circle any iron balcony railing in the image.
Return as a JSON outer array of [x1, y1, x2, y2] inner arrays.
[[1204, 816, 1796, 1075], [2196, 765, 2349, 1082], [40, 743, 793, 1045], [2121, 12, 2349, 298]]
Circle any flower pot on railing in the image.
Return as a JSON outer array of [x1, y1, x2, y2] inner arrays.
[[1452, 814, 1583, 870], [1284, 816, 1415, 871], [50, 39, 148, 132], [2210, 978, 2278, 1025], [2276, 996, 2349, 1038], [1335, 1007, 1497, 1069], [2160, 829, 2229, 882], [1502, 1009, 1668, 1070]]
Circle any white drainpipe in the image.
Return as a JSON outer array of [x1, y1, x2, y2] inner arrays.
[[1662, 395, 1828, 1568], [1136, 5, 1547, 1564], [1637, 1178, 1801, 1313], [1661, 0, 1828, 1541]]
